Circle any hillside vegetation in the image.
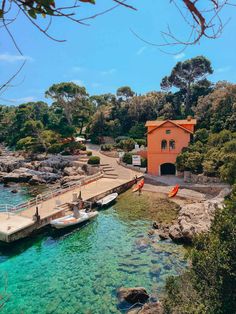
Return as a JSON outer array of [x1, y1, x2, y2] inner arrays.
[[0, 56, 235, 183], [163, 186, 236, 314]]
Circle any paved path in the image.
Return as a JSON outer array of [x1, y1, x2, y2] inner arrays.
[[88, 144, 141, 180], [143, 184, 207, 201]]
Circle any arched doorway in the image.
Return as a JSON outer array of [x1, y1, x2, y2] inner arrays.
[[160, 163, 176, 175]]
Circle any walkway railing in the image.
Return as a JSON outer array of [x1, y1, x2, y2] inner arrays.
[[0, 204, 16, 213], [0, 172, 103, 214]]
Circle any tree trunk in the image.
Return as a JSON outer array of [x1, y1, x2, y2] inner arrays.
[[185, 84, 191, 115]]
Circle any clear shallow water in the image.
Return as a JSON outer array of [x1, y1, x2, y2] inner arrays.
[[0, 184, 30, 206], [0, 187, 187, 314]]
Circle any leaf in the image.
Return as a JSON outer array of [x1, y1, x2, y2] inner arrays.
[[0, 9, 3, 18], [28, 9, 37, 19], [79, 0, 96, 4]]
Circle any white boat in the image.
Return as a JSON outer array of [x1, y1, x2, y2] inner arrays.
[[97, 193, 118, 207], [50, 210, 98, 229]]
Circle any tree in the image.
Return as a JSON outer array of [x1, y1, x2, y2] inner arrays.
[[159, 103, 175, 119], [117, 86, 135, 100], [194, 128, 209, 144], [88, 110, 107, 144], [194, 82, 236, 132], [161, 56, 213, 114], [45, 82, 93, 134]]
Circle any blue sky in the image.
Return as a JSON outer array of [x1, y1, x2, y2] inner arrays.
[[1, 0, 236, 105]]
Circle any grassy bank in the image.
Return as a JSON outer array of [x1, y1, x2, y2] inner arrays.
[[115, 190, 180, 224]]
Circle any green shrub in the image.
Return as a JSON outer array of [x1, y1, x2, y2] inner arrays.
[[135, 139, 147, 147], [163, 187, 236, 314], [86, 151, 92, 156], [48, 143, 63, 154], [101, 144, 113, 151], [122, 152, 132, 164], [62, 141, 84, 151], [115, 136, 129, 143], [118, 138, 135, 151], [88, 156, 100, 165], [194, 128, 209, 143], [141, 157, 147, 167], [128, 123, 146, 139], [61, 150, 71, 156]]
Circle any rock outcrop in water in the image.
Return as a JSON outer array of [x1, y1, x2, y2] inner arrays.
[[117, 287, 163, 314], [117, 287, 149, 305], [169, 188, 231, 243], [153, 188, 231, 243], [127, 302, 163, 314]]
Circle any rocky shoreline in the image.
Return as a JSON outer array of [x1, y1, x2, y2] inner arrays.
[[150, 187, 231, 243], [115, 187, 231, 313], [0, 147, 99, 186]]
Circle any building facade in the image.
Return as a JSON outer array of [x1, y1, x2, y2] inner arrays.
[[145, 119, 197, 176]]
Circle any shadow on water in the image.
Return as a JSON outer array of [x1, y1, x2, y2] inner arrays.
[[0, 227, 51, 261], [0, 220, 96, 262]]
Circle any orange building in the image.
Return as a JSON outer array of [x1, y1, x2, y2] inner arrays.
[[145, 118, 197, 176]]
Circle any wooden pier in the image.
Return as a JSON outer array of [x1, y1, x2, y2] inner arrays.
[[0, 173, 142, 243]]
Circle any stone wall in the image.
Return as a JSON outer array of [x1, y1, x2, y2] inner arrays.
[[118, 161, 146, 173], [184, 171, 221, 184]]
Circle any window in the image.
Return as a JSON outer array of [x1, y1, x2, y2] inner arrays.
[[166, 130, 171, 134], [161, 140, 167, 150], [169, 139, 176, 150]]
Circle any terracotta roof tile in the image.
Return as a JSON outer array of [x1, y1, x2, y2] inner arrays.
[[145, 119, 197, 127]]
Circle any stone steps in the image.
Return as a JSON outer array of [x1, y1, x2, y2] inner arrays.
[[103, 173, 119, 179]]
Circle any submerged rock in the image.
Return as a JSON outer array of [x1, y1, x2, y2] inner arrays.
[[117, 287, 149, 305], [127, 302, 163, 314], [11, 189, 18, 193], [139, 302, 163, 314], [135, 238, 150, 250], [158, 228, 170, 240]]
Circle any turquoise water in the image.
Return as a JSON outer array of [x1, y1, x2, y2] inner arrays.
[[0, 187, 187, 314], [0, 184, 30, 206]]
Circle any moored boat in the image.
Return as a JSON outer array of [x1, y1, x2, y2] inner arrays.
[[50, 210, 98, 229], [132, 178, 145, 192], [168, 184, 179, 198], [96, 193, 118, 207]]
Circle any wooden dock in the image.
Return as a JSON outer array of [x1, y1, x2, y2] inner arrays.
[[0, 174, 142, 243]]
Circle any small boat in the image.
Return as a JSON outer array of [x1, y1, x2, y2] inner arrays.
[[168, 184, 179, 198], [50, 210, 98, 229], [97, 193, 118, 207], [132, 178, 145, 192]]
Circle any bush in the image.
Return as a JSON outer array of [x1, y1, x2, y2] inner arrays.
[[118, 138, 135, 151], [115, 136, 130, 143], [88, 156, 100, 165], [194, 128, 209, 143], [101, 144, 113, 151], [141, 157, 147, 167], [48, 143, 63, 154], [86, 151, 92, 156], [220, 157, 236, 185], [128, 123, 146, 139], [62, 141, 86, 153], [163, 187, 236, 314], [135, 139, 147, 147], [122, 152, 132, 164]]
